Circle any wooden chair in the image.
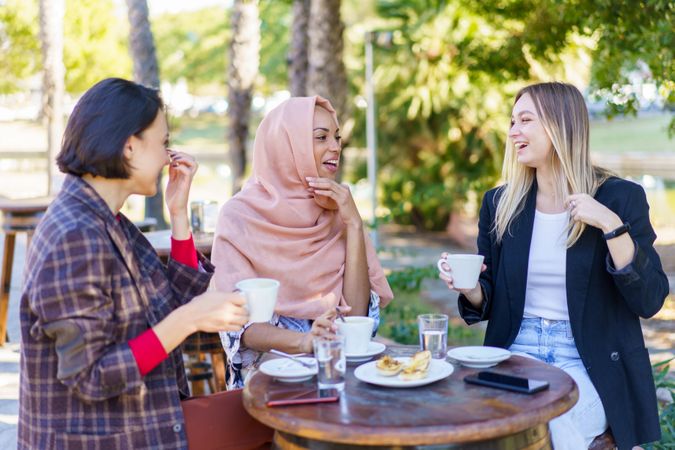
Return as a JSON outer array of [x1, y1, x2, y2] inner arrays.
[[0, 196, 52, 345], [589, 429, 616, 450], [181, 388, 273, 450], [183, 331, 228, 395]]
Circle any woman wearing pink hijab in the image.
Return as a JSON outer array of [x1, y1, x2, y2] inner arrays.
[[212, 96, 393, 388]]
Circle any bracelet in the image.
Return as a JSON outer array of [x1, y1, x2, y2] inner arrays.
[[603, 222, 631, 240]]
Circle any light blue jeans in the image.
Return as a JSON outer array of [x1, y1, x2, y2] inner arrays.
[[509, 318, 608, 450]]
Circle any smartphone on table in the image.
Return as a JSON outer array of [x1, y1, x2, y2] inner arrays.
[[464, 371, 549, 394], [265, 388, 340, 407]]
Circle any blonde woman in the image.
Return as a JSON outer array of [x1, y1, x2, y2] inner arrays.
[[441, 82, 667, 449]]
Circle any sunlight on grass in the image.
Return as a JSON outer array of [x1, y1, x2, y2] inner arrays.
[[590, 113, 673, 153]]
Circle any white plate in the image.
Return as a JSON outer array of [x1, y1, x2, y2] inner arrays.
[[345, 341, 386, 362], [354, 357, 454, 388], [446, 346, 511, 368], [259, 357, 318, 383]]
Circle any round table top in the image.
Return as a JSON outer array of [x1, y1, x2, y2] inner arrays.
[[243, 345, 578, 447], [0, 196, 53, 213], [142, 229, 214, 257]]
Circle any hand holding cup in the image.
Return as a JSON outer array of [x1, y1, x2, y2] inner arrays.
[[437, 253, 485, 289]]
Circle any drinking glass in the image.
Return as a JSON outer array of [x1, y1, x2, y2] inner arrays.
[[313, 336, 346, 391], [418, 314, 448, 359]]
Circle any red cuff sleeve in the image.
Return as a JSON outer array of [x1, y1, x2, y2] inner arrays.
[[129, 328, 169, 376], [170, 234, 199, 269]]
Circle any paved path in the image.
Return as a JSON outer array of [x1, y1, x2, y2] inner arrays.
[[0, 227, 672, 449]]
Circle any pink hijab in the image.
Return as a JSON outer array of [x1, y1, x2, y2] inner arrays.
[[211, 96, 393, 319]]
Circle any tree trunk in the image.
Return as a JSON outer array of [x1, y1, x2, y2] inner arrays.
[[39, 0, 65, 195], [307, 0, 347, 124], [288, 0, 309, 97], [125, 0, 167, 228], [227, 0, 259, 194]]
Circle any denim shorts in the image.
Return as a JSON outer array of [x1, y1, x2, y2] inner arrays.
[[509, 317, 608, 449]]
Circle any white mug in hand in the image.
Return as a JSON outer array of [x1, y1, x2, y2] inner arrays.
[[235, 278, 279, 323], [336, 316, 375, 355], [437, 254, 484, 289]]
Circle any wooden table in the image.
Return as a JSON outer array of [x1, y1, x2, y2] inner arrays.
[[243, 345, 578, 449], [142, 229, 214, 262], [0, 196, 53, 345]]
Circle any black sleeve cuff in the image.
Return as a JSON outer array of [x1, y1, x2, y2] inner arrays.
[[457, 283, 489, 325], [605, 239, 646, 284]]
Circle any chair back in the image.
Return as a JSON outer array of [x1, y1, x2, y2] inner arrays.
[[182, 388, 273, 450]]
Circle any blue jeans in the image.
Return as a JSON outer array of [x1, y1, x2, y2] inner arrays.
[[509, 318, 608, 450]]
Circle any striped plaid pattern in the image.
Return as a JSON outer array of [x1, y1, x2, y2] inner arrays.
[[19, 175, 213, 449]]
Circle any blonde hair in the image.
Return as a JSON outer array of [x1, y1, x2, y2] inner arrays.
[[494, 82, 612, 247]]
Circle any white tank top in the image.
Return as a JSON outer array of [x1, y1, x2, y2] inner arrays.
[[523, 210, 570, 320]]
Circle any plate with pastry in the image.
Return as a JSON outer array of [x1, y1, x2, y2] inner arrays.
[[354, 351, 454, 388]]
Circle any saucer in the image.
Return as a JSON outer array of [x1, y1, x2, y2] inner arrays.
[[259, 357, 318, 383], [446, 346, 511, 368], [354, 357, 454, 388], [345, 341, 386, 363]]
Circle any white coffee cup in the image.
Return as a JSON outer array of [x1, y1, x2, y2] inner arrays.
[[437, 254, 484, 289], [234, 278, 280, 323], [335, 316, 375, 355]]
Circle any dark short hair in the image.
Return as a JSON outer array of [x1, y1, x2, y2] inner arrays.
[[57, 78, 164, 178]]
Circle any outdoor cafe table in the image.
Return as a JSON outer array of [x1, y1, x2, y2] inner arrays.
[[143, 229, 214, 263], [243, 345, 578, 450]]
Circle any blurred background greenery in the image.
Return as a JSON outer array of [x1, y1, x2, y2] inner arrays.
[[0, 0, 673, 444]]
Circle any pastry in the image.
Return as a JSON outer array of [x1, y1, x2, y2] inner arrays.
[[375, 355, 404, 376], [399, 350, 431, 381]]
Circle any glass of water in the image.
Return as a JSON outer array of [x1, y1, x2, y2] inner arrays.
[[313, 335, 346, 391], [418, 314, 448, 359]]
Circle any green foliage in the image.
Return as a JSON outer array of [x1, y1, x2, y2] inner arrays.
[[386, 264, 438, 292], [258, 0, 291, 95], [0, 0, 131, 94], [645, 358, 675, 449], [379, 290, 435, 345], [152, 1, 290, 95], [153, 6, 229, 93], [368, 0, 521, 230], [63, 0, 131, 94], [0, 0, 41, 94], [380, 266, 484, 345], [584, 0, 673, 115], [464, 0, 674, 124]]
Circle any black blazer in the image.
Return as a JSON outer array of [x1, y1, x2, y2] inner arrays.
[[459, 177, 668, 449]]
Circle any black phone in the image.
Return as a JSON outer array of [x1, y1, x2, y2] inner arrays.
[[265, 388, 340, 407], [464, 371, 549, 394]]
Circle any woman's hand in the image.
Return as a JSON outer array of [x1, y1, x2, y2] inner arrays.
[[153, 291, 248, 355], [438, 252, 486, 308], [184, 291, 249, 333], [165, 150, 198, 218], [566, 193, 622, 233], [306, 177, 363, 228], [299, 305, 351, 354]]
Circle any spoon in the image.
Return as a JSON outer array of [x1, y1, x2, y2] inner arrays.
[[335, 307, 347, 323], [269, 349, 316, 368]]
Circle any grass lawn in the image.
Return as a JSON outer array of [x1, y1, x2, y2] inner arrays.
[[590, 112, 673, 153], [170, 114, 228, 153]]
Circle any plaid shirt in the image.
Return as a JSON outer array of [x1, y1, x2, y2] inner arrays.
[[19, 175, 213, 449]]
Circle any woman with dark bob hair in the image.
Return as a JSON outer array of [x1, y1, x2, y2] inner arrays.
[[18, 77, 248, 449]]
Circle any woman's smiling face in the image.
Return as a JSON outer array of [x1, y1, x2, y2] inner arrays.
[[508, 93, 553, 169], [312, 106, 342, 179]]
